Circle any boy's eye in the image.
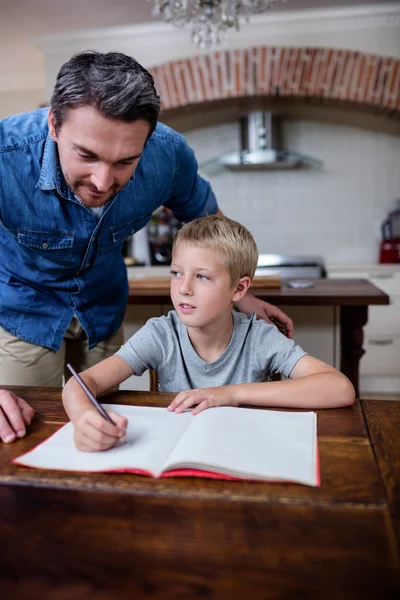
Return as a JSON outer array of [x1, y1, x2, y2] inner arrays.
[[79, 154, 94, 161], [169, 270, 181, 277], [197, 274, 209, 280]]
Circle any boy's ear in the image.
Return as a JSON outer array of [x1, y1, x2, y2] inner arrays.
[[232, 276, 251, 302]]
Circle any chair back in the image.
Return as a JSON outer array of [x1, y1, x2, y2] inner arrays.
[[149, 370, 159, 392]]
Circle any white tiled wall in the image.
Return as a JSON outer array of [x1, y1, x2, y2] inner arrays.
[[185, 120, 400, 263]]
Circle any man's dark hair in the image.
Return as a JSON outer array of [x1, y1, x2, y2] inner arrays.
[[50, 51, 161, 136]]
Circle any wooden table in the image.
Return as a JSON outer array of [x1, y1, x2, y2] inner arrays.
[[0, 387, 399, 600], [128, 278, 390, 396]]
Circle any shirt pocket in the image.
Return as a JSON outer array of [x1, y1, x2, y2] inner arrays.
[[17, 230, 74, 266], [107, 216, 150, 253]]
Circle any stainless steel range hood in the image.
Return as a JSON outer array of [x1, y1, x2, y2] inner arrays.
[[199, 111, 323, 174]]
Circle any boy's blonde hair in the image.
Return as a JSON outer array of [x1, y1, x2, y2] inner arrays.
[[172, 215, 258, 286]]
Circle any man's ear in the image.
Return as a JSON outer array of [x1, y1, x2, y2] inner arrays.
[[232, 276, 251, 302], [48, 109, 57, 142]]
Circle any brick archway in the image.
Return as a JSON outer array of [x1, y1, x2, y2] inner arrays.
[[150, 47, 400, 118]]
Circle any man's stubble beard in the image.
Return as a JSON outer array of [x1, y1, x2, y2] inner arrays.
[[74, 184, 116, 208], [65, 174, 120, 208]]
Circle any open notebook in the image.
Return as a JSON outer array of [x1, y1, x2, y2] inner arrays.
[[14, 405, 320, 486]]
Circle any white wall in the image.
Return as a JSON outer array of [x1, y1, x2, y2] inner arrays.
[[27, 3, 400, 265], [184, 119, 400, 263], [34, 3, 400, 98], [0, 89, 46, 119], [3, 4, 398, 118]]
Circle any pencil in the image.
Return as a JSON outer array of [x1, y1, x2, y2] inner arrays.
[[66, 363, 116, 425]]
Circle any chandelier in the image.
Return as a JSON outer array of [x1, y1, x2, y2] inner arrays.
[[150, 1, 286, 49]]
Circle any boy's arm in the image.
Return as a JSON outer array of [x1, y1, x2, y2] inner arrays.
[[168, 356, 355, 415], [62, 356, 134, 452]]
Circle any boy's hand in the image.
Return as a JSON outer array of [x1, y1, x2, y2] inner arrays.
[[73, 409, 128, 452], [168, 386, 238, 416]]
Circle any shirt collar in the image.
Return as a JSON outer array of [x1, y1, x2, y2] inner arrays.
[[36, 134, 70, 199]]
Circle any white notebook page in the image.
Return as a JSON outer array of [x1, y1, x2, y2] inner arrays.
[[164, 406, 317, 486], [15, 405, 193, 476]]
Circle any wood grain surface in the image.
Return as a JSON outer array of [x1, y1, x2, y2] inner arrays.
[[129, 274, 281, 292], [0, 387, 398, 599], [128, 278, 389, 306]]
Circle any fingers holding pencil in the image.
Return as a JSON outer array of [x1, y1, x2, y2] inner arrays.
[[65, 363, 127, 451], [74, 409, 127, 452]]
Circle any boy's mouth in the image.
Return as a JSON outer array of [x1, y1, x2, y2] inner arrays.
[[179, 303, 196, 313]]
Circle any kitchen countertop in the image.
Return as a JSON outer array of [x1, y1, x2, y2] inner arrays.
[[127, 264, 400, 278], [327, 262, 400, 271], [126, 269, 389, 307]]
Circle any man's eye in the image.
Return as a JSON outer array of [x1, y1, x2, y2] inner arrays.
[[117, 161, 134, 167], [79, 154, 95, 161]]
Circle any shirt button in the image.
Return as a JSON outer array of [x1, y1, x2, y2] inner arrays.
[[92, 236, 96, 242], [85, 263, 90, 268], [131, 229, 135, 235], [75, 271, 80, 276], [42, 243, 49, 249]]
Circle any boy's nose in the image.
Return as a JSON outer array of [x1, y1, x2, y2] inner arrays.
[[179, 278, 193, 296]]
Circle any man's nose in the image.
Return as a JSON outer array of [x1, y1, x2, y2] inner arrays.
[[90, 164, 113, 192]]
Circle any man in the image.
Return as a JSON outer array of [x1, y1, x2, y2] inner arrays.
[[0, 51, 293, 443]]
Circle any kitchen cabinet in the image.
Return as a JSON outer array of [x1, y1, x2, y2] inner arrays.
[[328, 264, 400, 395]]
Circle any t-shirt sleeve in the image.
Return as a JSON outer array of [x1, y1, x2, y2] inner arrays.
[[163, 131, 219, 221], [254, 321, 307, 378], [115, 317, 166, 376]]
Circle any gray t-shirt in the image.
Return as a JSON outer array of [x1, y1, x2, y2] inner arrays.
[[116, 310, 306, 393]]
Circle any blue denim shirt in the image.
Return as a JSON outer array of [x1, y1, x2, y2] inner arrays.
[[0, 109, 218, 350]]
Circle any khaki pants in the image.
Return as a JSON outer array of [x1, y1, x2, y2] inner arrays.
[[0, 317, 124, 386]]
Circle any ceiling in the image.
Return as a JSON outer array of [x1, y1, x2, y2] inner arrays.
[[0, 0, 390, 93]]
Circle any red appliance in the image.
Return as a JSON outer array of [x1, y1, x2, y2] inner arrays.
[[379, 238, 400, 264], [379, 201, 400, 263]]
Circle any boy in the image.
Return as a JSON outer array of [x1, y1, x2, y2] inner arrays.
[[63, 216, 355, 452]]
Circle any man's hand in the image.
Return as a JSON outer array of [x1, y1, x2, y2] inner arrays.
[[73, 408, 128, 452], [0, 390, 35, 443], [168, 386, 238, 416], [235, 292, 294, 338]]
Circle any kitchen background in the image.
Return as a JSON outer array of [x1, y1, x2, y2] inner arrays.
[[187, 117, 400, 263], [1, 0, 399, 263]]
